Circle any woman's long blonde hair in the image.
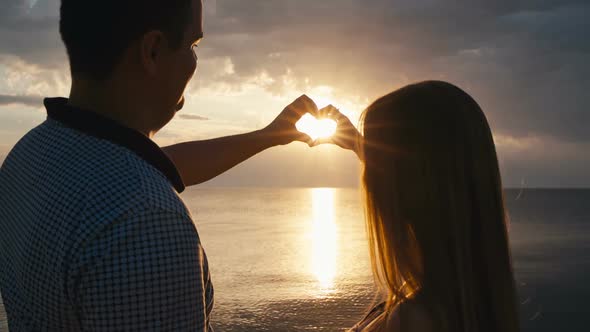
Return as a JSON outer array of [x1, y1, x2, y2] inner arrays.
[[360, 81, 519, 331]]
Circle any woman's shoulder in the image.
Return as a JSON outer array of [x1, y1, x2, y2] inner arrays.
[[351, 297, 434, 332], [384, 297, 434, 332], [349, 302, 387, 332]]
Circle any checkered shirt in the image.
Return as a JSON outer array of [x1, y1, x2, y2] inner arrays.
[[0, 98, 214, 331]]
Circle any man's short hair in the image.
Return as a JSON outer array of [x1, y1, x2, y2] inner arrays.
[[60, 0, 193, 81]]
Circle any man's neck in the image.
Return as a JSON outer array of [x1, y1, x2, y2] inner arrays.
[[68, 78, 152, 138]]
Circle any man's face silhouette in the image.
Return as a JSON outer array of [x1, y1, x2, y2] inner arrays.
[[168, 0, 203, 113], [143, 0, 203, 133]]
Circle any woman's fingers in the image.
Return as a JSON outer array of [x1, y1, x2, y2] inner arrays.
[[317, 104, 338, 119], [329, 107, 349, 123], [310, 136, 335, 147]]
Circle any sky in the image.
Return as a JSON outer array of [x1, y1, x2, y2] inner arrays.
[[0, 0, 588, 187]]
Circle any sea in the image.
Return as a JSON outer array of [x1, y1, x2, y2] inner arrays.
[[1, 188, 589, 331]]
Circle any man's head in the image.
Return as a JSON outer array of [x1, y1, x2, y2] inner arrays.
[[60, 0, 203, 134]]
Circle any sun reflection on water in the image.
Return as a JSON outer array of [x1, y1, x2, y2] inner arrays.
[[310, 188, 338, 292]]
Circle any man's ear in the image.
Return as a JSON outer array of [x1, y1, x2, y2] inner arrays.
[[140, 30, 166, 76]]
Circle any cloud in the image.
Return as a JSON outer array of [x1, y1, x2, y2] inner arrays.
[[0, 0, 64, 66], [193, 0, 590, 144], [0, 94, 42, 107], [178, 114, 209, 121], [0, 0, 588, 186], [495, 134, 590, 188], [3, 0, 588, 143]]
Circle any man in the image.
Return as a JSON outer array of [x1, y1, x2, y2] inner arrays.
[[0, 0, 322, 330]]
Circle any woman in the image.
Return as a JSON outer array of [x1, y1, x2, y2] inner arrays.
[[322, 81, 520, 331]]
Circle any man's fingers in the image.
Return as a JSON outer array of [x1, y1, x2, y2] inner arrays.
[[295, 132, 314, 146], [292, 94, 318, 117], [302, 95, 319, 116]]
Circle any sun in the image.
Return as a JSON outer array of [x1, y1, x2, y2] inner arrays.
[[296, 114, 337, 141]]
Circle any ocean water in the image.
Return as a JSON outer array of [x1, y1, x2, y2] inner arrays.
[[1, 188, 589, 331]]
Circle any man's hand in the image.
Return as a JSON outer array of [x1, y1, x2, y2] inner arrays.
[[313, 105, 363, 159], [261, 94, 319, 146], [163, 95, 320, 187]]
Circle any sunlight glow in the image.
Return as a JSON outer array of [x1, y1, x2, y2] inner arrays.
[[308, 93, 336, 109], [310, 188, 338, 290], [296, 114, 337, 141]]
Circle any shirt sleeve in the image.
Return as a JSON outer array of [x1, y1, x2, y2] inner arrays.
[[71, 207, 211, 331]]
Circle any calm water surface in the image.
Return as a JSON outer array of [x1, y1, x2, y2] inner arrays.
[[188, 188, 374, 331], [1, 188, 589, 331]]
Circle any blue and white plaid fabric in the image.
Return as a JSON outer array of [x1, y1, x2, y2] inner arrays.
[[0, 98, 214, 331]]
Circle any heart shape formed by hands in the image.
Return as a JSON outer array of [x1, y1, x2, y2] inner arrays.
[[296, 114, 337, 141]]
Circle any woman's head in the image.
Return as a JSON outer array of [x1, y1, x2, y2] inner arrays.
[[361, 81, 519, 331]]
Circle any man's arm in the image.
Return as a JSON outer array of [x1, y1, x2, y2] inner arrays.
[[163, 95, 318, 187]]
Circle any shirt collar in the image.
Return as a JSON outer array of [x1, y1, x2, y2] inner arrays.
[[44, 97, 185, 193]]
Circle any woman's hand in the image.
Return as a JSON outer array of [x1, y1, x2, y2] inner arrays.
[[261, 94, 319, 146], [313, 105, 363, 159]]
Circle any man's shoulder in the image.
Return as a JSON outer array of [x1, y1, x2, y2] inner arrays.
[[58, 119, 191, 217], [2, 119, 189, 219], [123, 152, 190, 216]]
